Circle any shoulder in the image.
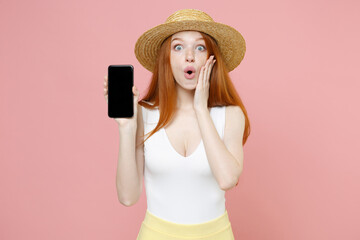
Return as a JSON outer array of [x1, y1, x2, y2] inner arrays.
[[225, 105, 245, 130], [225, 105, 245, 119], [223, 105, 246, 157]]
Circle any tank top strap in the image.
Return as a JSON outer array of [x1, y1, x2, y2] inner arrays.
[[141, 101, 160, 135]]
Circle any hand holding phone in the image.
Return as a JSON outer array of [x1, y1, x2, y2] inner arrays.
[[107, 65, 134, 118], [104, 65, 139, 127]]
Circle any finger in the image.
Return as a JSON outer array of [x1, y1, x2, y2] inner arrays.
[[207, 56, 213, 65], [209, 59, 215, 74], [133, 85, 140, 97], [204, 63, 210, 86], [209, 56, 215, 68], [205, 56, 212, 70], [208, 62, 215, 80], [203, 70, 209, 88], [203, 65, 208, 87], [208, 60, 214, 75], [205, 69, 209, 86], [204, 59, 210, 70], [206, 60, 215, 84], [211, 59, 216, 70]]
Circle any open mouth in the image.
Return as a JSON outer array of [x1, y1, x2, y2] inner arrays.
[[184, 70, 195, 79]]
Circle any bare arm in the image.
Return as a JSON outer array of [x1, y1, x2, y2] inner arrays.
[[116, 99, 145, 206], [195, 106, 244, 191], [103, 75, 144, 206]]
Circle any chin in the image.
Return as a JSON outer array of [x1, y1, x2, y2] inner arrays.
[[176, 81, 196, 91], [184, 84, 197, 91]]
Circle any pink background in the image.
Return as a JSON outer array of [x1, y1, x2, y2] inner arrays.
[[1, 0, 359, 239]]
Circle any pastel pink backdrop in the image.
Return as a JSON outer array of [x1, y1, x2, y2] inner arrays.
[[1, 0, 359, 239]]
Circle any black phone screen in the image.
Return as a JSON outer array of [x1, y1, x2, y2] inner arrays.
[[107, 65, 134, 118]]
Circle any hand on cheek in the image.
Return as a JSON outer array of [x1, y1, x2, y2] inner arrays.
[[194, 55, 216, 111]]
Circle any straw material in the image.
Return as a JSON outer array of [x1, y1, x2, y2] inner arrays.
[[134, 9, 246, 73]]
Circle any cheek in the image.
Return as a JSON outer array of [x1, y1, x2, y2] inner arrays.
[[170, 56, 178, 71], [201, 56, 209, 65], [170, 58, 182, 72]]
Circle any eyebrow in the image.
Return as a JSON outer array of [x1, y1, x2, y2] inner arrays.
[[171, 37, 204, 42]]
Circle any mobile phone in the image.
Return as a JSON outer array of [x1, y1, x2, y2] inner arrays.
[[107, 65, 134, 118]]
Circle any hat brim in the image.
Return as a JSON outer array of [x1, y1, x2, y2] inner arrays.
[[134, 20, 246, 72]]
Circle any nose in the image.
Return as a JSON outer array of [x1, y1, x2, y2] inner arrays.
[[186, 50, 195, 63]]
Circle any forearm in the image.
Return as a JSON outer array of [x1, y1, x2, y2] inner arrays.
[[195, 108, 241, 190], [116, 126, 141, 206]]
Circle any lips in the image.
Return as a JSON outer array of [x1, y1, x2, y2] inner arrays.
[[184, 66, 196, 74], [184, 66, 196, 79]]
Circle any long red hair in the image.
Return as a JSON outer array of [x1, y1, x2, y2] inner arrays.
[[138, 31, 251, 147]]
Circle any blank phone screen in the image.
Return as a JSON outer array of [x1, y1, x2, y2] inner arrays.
[[108, 65, 133, 118]]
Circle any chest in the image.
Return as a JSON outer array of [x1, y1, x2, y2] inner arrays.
[[164, 111, 202, 158]]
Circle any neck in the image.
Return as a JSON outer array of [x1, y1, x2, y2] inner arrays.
[[175, 85, 195, 111]]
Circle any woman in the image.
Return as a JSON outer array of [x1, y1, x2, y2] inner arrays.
[[104, 8, 250, 240]]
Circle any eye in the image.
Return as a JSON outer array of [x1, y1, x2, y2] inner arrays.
[[197, 45, 206, 51], [173, 44, 206, 51]]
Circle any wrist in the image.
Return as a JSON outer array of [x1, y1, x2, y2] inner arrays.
[[118, 122, 137, 132], [195, 106, 209, 114]]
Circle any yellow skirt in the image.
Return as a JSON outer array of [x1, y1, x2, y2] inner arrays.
[[136, 209, 235, 240]]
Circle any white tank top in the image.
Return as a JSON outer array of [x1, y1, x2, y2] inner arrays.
[[141, 103, 227, 224]]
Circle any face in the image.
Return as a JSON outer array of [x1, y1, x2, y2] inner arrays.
[[170, 31, 208, 90]]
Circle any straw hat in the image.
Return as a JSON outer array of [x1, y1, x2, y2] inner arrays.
[[134, 9, 246, 73]]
